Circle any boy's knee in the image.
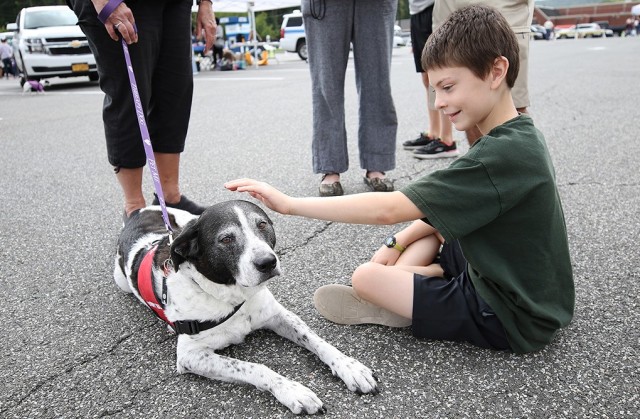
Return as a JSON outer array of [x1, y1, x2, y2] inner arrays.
[[351, 262, 378, 294]]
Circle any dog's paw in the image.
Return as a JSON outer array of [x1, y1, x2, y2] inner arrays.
[[330, 356, 378, 395], [272, 380, 326, 415]]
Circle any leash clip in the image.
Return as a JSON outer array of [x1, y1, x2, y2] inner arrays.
[[161, 258, 173, 305], [163, 258, 174, 277]]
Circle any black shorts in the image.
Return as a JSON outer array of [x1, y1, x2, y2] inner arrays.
[[71, 0, 194, 169], [410, 4, 434, 73], [412, 241, 511, 351]]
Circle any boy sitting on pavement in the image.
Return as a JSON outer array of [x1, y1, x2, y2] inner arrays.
[[225, 5, 574, 354]]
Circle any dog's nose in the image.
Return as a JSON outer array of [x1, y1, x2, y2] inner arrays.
[[254, 254, 277, 273]]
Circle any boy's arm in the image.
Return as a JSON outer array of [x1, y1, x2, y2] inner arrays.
[[225, 178, 424, 225], [370, 220, 440, 265], [395, 220, 438, 247]]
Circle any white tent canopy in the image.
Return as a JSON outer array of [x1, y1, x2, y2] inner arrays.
[[193, 0, 301, 68]]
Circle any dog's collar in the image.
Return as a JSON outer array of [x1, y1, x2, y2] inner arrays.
[[138, 245, 245, 335]]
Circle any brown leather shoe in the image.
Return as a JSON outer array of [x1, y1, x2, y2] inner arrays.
[[363, 172, 394, 192], [319, 174, 344, 197]]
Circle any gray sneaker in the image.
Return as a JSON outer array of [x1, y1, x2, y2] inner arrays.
[[313, 284, 412, 327]]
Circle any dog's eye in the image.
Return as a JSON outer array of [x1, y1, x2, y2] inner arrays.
[[221, 235, 234, 244], [257, 221, 267, 230]]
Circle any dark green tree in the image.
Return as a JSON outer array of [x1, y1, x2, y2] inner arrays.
[[1, 0, 67, 30]]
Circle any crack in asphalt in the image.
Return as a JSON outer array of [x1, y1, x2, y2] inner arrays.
[[0, 324, 155, 415]]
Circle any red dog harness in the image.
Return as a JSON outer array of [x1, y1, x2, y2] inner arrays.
[[137, 245, 244, 335], [138, 245, 172, 324]]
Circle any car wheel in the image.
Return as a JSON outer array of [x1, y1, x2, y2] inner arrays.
[[297, 39, 307, 61]]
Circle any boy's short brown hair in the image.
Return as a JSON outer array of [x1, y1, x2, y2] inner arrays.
[[422, 5, 519, 88]]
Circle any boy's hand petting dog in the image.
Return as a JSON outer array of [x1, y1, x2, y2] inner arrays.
[[225, 178, 293, 215]]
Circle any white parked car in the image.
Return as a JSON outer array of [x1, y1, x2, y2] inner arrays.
[[11, 5, 98, 86], [280, 10, 307, 60], [279, 11, 405, 60], [393, 25, 407, 47], [576, 23, 606, 38]]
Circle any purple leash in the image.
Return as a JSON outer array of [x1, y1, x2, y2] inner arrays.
[[98, 0, 174, 241]]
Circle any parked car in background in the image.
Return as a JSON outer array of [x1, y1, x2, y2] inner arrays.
[[531, 24, 546, 40], [393, 25, 407, 47], [0, 31, 15, 45], [556, 22, 607, 39], [554, 24, 576, 39], [593, 21, 614, 37], [576, 23, 606, 38], [280, 10, 306, 60], [11, 5, 98, 86]]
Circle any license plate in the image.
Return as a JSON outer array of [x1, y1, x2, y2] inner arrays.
[[71, 63, 89, 72]]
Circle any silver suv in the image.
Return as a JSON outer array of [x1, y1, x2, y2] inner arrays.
[[279, 10, 307, 61], [11, 5, 98, 86]]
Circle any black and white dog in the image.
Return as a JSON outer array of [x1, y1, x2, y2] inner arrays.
[[114, 200, 377, 414]]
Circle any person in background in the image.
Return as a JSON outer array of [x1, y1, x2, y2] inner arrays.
[[0, 37, 15, 78], [213, 17, 225, 67], [302, 0, 398, 196], [544, 19, 554, 40], [433, 0, 534, 146], [402, 0, 459, 160], [66, 0, 217, 219]]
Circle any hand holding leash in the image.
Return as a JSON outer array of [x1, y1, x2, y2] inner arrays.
[[93, 0, 138, 44]]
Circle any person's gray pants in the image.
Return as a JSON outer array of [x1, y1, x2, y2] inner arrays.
[[302, 0, 398, 175]]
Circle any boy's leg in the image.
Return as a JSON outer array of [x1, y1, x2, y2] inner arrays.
[[351, 262, 415, 319]]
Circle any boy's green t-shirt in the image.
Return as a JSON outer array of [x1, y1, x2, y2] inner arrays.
[[401, 115, 574, 353]]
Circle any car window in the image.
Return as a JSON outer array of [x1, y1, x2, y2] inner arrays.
[[286, 17, 303, 28], [24, 9, 78, 29]]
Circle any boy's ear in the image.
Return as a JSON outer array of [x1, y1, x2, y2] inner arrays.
[[490, 56, 509, 89]]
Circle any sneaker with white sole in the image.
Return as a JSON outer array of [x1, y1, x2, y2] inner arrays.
[[313, 284, 412, 327], [403, 132, 438, 150], [413, 139, 460, 159]]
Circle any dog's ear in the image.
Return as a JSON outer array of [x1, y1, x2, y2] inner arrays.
[[170, 221, 200, 271]]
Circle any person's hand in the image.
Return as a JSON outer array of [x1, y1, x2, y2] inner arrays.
[[225, 179, 293, 215], [196, 0, 217, 54], [370, 245, 401, 266], [92, 0, 138, 44]]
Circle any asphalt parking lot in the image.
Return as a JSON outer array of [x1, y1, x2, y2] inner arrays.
[[1, 37, 638, 418]]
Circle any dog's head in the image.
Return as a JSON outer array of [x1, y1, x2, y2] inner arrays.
[[170, 200, 280, 287]]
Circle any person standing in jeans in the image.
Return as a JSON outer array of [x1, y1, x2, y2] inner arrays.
[[302, 0, 398, 196]]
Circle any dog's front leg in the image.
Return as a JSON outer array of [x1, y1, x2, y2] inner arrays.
[[176, 337, 326, 415], [264, 303, 378, 395]]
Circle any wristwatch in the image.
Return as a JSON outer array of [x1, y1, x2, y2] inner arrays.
[[384, 236, 405, 253]]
